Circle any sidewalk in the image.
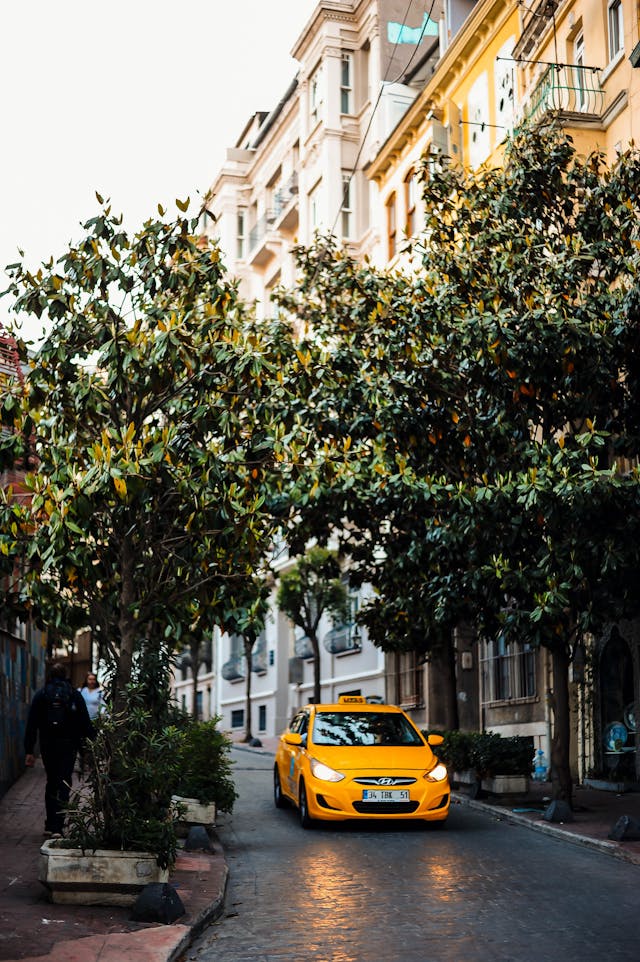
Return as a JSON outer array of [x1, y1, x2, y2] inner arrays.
[[2, 747, 640, 962], [0, 761, 227, 962]]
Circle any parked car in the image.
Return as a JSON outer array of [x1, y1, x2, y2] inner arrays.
[[273, 695, 449, 827]]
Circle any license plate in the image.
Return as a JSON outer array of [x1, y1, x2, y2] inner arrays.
[[361, 789, 410, 802]]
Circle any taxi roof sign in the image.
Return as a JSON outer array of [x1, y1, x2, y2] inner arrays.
[[338, 695, 367, 704]]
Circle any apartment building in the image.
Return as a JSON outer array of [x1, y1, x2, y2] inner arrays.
[[179, 0, 532, 740], [515, 0, 640, 783], [180, 0, 640, 775], [179, 1, 449, 737], [0, 324, 47, 798]]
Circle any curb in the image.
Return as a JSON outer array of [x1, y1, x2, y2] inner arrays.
[[452, 792, 640, 866], [168, 864, 229, 962]]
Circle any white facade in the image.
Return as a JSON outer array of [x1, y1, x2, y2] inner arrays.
[[176, 1, 501, 738]]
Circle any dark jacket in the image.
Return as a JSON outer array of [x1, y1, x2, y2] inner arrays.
[[24, 679, 94, 754]]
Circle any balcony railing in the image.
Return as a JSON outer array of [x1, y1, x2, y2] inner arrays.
[[251, 650, 268, 674], [272, 172, 298, 221], [522, 63, 604, 124], [294, 634, 314, 660], [323, 625, 362, 655], [248, 211, 276, 252], [221, 656, 245, 682]]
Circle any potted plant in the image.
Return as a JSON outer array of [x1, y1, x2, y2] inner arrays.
[[433, 731, 532, 796], [172, 716, 238, 832], [39, 684, 184, 906]]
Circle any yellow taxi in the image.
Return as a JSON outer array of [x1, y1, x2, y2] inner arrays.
[[273, 696, 449, 827]]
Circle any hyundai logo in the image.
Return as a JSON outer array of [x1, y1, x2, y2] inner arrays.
[[377, 777, 395, 785]]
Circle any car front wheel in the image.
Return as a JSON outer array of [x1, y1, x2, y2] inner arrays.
[[298, 779, 314, 829], [274, 765, 287, 809]]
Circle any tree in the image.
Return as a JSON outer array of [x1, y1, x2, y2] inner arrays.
[[2, 197, 302, 714], [276, 546, 348, 704], [275, 126, 640, 802], [219, 575, 270, 742]]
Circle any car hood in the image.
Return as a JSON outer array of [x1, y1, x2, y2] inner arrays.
[[309, 744, 438, 772]]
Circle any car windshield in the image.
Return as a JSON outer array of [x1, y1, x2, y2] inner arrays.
[[311, 711, 424, 747]]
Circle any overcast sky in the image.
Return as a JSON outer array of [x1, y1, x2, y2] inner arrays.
[[0, 0, 317, 342]]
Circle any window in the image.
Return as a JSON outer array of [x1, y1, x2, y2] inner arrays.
[[574, 33, 586, 109], [310, 63, 323, 125], [467, 72, 491, 169], [231, 708, 244, 728], [481, 637, 537, 704], [309, 180, 322, 230], [389, 651, 424, 709], [258, 705, 267, 732], [608, 0, 623, 60], [323, 585, 362, 654], [386, 192, 397, 260], [236, 209, 246, 259], [196, 690, 203, 720], [404, 170, 417, 238], [341, 52, 353, 114], [341, 173, 353, 238]]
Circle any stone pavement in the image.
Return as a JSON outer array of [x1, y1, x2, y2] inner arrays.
[[0, 761, 227, 962], [2, 742, 640, 962]]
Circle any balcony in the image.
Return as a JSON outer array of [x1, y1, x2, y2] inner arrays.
[[251, 650, 268, 674], [294, 634, 314, 660], [271, 173, 298, 231], [323, 625, 362, 656], [514, 0, 558, 60], [521, 63, 605, 125], [221, 656, 245, 682]]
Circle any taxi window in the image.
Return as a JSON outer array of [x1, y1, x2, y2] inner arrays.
[[289, 711, 309, 735], [311, 711, 424, 747]]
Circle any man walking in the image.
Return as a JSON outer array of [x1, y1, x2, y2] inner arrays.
[[24, 662, 94, 837]]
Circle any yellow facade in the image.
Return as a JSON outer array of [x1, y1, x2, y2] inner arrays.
[[367, 0, 520, 267], [516, 0, 638, 162]]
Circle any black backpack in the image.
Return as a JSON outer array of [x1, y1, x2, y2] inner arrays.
[[44, 679, 76, 733]]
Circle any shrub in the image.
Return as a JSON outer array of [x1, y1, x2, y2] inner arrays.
[[65, 686, 184, 869], [428, 730, 532, 778], [176, 716, 238, 813]]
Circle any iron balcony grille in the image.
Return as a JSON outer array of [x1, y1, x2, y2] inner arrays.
[[523, 63, 604, 124]]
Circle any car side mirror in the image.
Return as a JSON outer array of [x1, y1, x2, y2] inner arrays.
[[427, 734, 444, 746], [284, 731, 304, 747]]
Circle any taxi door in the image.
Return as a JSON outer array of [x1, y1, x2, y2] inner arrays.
[[284, 710, 309, 798]]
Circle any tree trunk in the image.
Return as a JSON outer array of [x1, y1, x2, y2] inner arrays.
[[427, 638, 459, 731], [114, 534, 136, 716], [311, 632, 321, 704], [243, 637, 253, 742], [191, 638, 200, 719], [550, 644, 573, 806]]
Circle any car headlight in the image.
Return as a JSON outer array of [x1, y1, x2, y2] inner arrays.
[[424, 763, 448, 782], [310, 758, 345, 782]]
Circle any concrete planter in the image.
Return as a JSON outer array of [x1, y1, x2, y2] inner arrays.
[[171, 795, 216, 837], [481, 774, 529, 795], [453, 771, 529, 795], [453, 769, 478, 787], [39, 839, 168, 906]]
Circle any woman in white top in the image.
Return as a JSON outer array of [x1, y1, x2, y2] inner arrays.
[[78, 672, 107, 720]]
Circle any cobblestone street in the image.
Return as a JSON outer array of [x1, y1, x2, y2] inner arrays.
[[185, 749, 640, 962]]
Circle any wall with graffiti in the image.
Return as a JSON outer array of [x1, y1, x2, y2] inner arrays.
[[0, 620, 47, 799]]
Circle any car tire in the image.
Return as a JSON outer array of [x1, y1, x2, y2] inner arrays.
[[298, 779, 314, 829], [274, 765, 287, 809]]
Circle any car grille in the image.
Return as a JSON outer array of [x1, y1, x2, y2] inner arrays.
[[352, 801, 420, 814], [352, 777, 417, 786]]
